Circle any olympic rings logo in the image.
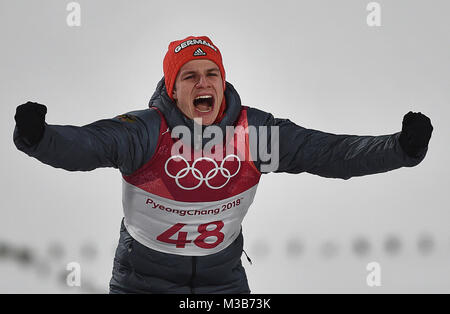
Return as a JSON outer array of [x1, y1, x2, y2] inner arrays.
[[164, 155, 241, 190]]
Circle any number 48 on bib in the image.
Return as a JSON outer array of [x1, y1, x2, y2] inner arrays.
[[156, 220, 225, 249]]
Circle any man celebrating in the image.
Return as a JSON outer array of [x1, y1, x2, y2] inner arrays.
[[13, 36, 433, 294]]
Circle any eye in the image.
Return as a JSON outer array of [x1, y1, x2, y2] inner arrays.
[[184, 75, 194, 80], [208, 73, 218, 77]]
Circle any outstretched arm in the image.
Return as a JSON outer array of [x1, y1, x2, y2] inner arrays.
[[247, 107, 433, 179], [13, 102, 161, 175]]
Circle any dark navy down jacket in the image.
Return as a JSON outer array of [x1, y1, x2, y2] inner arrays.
[[13, 78, 428, 294]]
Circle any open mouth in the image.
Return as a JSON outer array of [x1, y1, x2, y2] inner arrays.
[[193, 95, 214, 113]]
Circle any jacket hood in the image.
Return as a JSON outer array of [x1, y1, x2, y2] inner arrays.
[[148, 77, 242, 149]]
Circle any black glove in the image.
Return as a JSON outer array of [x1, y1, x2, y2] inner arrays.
[[14, 101, 47, 146], [399, 111, 433, 158]]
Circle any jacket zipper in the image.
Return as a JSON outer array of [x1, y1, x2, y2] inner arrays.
[[189, 256, 197, 294]]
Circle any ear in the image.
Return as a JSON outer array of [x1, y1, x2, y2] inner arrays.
[[172, 86, 177, 100]]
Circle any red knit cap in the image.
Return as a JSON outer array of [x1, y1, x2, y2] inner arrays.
[[163, 36, 226, 101]]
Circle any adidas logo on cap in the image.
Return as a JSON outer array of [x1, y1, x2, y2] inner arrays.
[[193, 48, 207, 56]]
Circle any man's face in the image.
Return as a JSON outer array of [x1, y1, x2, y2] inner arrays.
[[172, 59, 224, 125]]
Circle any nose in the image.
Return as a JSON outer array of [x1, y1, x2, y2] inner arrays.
[[195, 75, 210, 88]]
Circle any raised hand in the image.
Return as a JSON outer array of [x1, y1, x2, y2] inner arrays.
[[399, 111, 433, 158], [14, 101, 47, 146]]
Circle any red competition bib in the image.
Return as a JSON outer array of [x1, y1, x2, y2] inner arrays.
[[122, 107, 261, 256]]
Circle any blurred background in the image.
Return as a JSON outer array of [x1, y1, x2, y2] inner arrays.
[[1, 0, 449, 293]]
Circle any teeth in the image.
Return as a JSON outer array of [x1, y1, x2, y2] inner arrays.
[[196, 108, 212, 113], [195, 95, 213, 100]]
